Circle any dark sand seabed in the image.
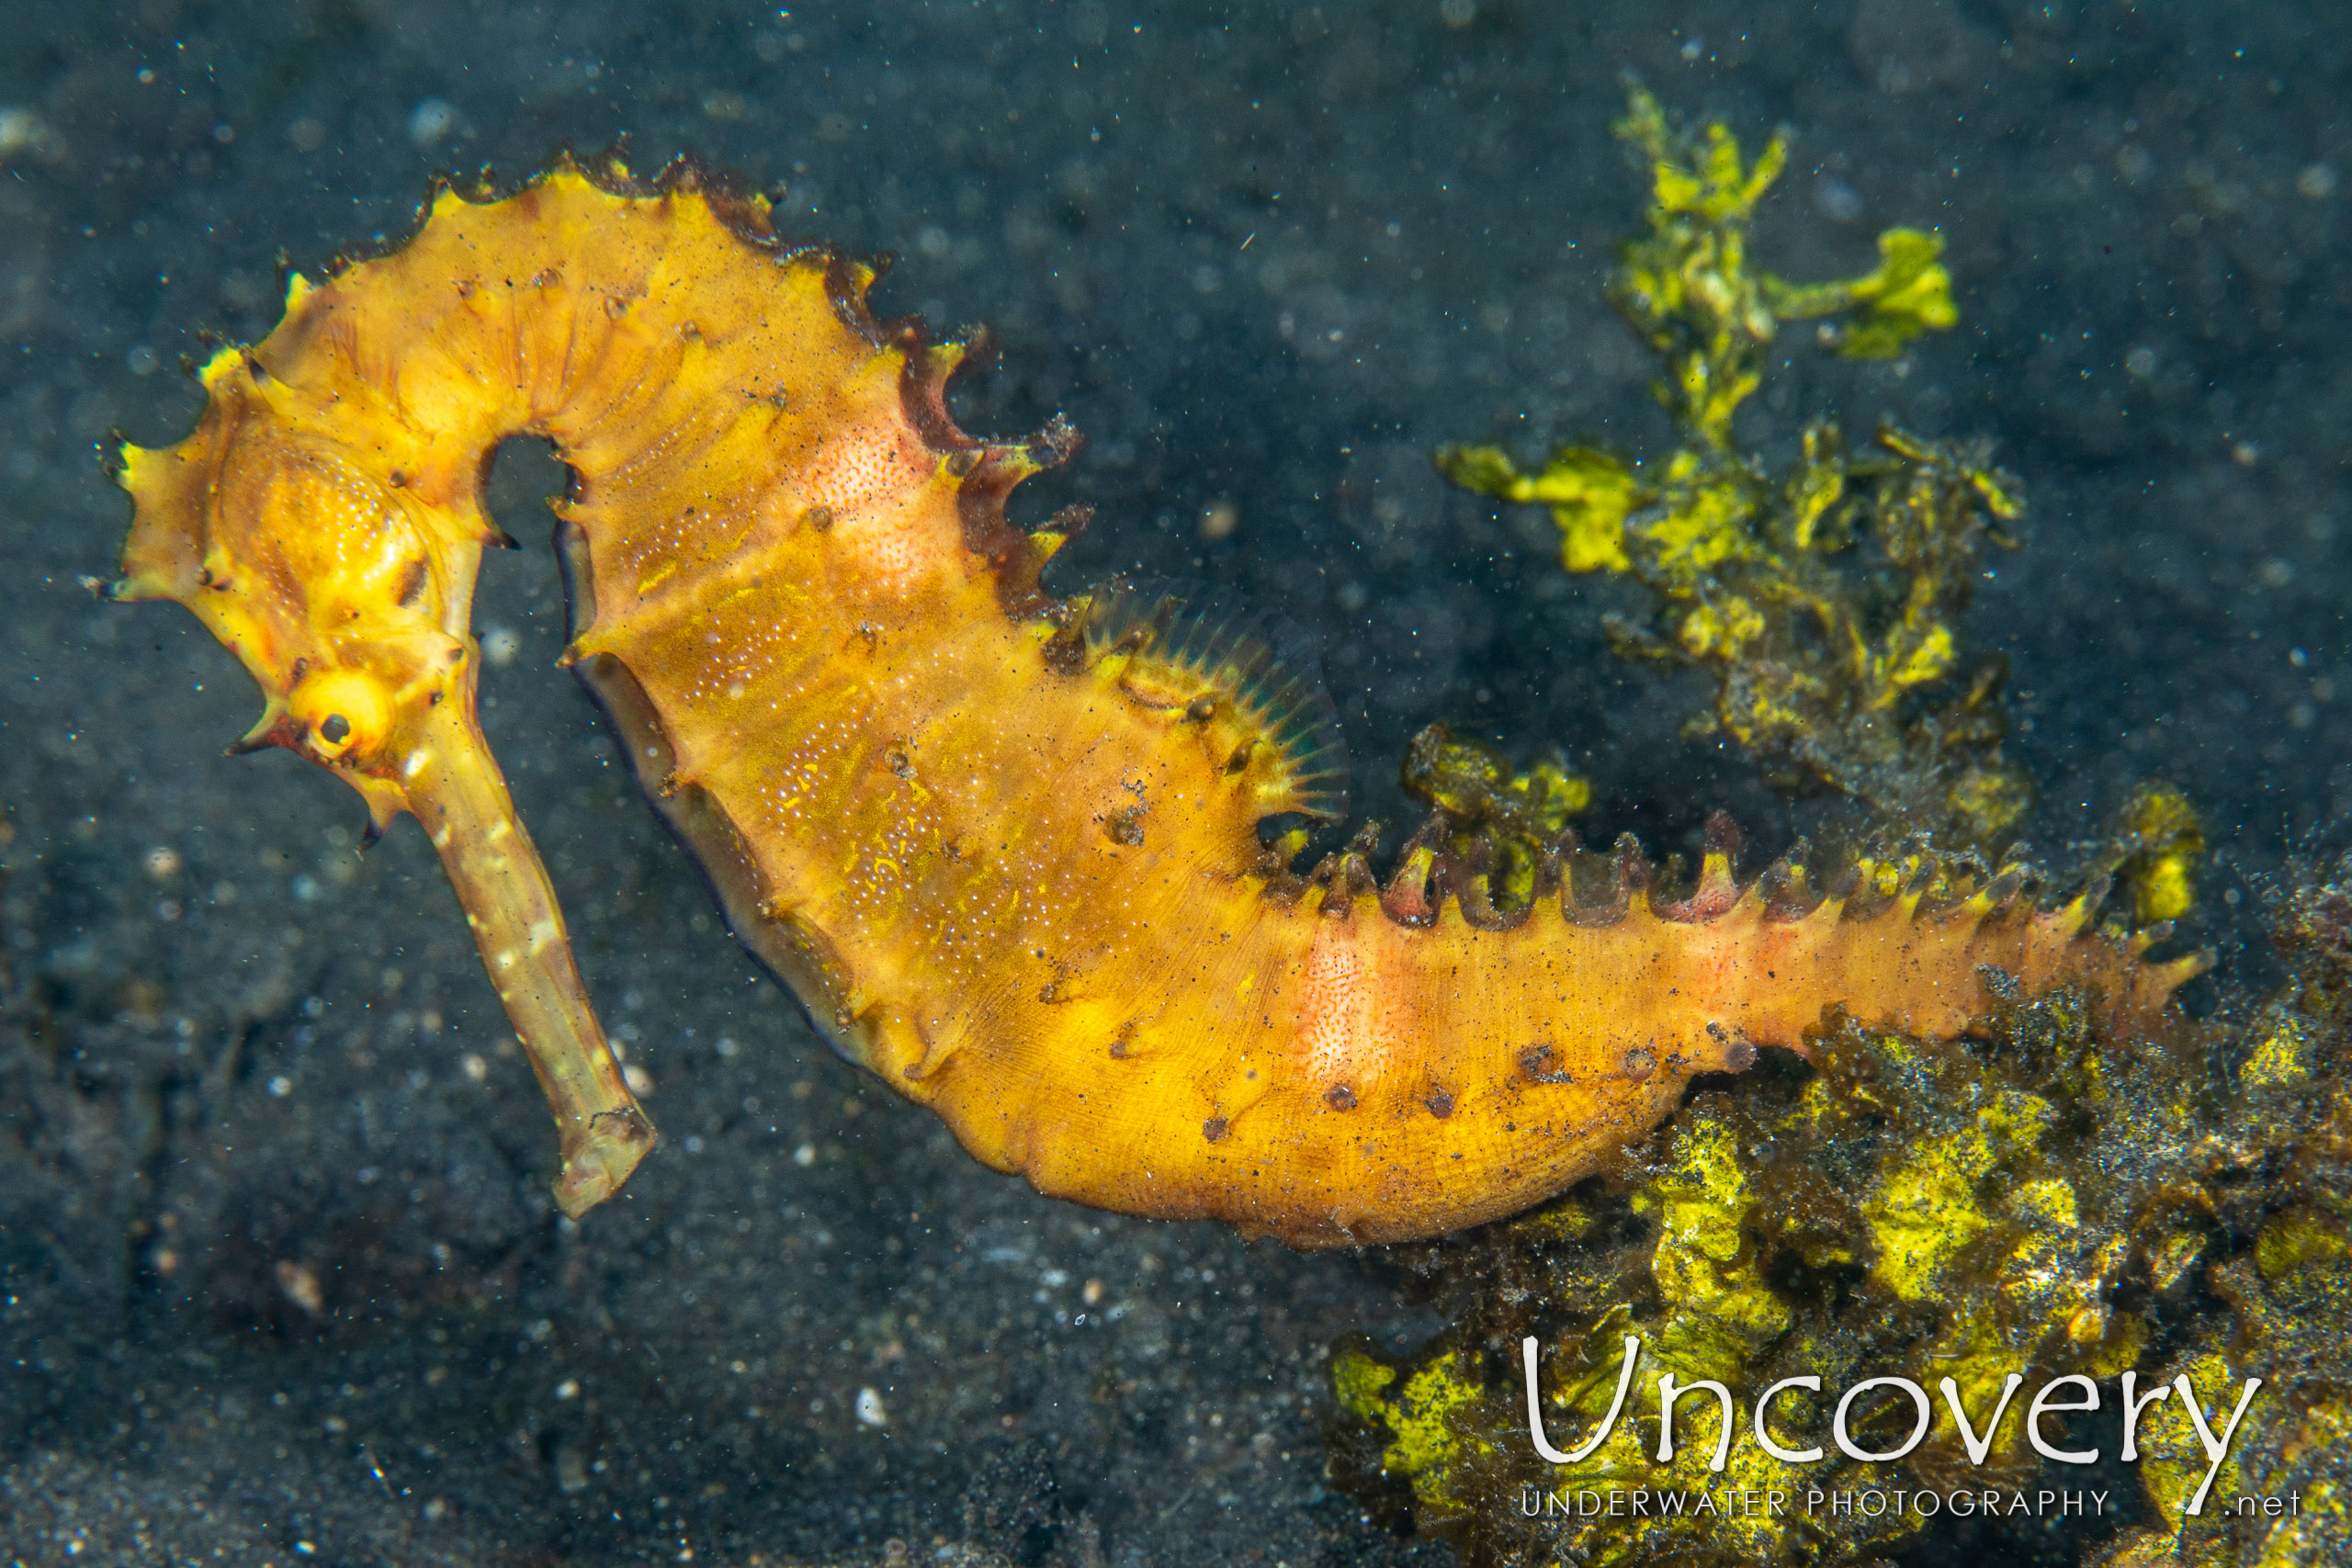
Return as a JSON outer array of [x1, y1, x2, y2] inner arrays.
[[1, 2, 2347, 1563]]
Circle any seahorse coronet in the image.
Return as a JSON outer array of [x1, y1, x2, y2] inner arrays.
[[113, 160, 2200, 1246]]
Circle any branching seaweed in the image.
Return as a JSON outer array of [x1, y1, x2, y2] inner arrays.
[[1438, 87, 2029, 846]]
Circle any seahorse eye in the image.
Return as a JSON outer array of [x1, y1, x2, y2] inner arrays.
[[288, 668, 392, 761]]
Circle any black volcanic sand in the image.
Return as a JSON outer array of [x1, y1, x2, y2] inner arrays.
[[3, 4, 2348, 1564]]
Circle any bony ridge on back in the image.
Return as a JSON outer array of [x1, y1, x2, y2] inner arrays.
[[109, 151, 2201, 1243]]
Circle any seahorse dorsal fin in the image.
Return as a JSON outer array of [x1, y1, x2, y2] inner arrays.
[[1079, 577, 1350, 823]]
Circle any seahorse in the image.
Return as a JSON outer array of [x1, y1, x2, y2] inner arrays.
[[108, 158, 2200, 1246]]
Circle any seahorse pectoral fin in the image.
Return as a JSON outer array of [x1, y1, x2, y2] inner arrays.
[[1079, 578, 1351, 823]]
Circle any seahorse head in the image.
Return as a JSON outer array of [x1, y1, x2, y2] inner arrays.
[[109, 344, 484, 831]]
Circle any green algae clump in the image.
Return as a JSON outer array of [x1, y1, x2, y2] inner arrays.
[[1393, 721, 1591, 917], [2117, 782, 2207, 925], [1437, 87, 2028, 846]]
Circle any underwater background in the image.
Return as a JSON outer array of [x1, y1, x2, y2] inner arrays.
[[3, 2, 2349, 1564]]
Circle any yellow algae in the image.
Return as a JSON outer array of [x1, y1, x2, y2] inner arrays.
[[2120, 781, 2208, 925], [1861, 1087, 2052, 1302], [1438, 89, 2028, 845]]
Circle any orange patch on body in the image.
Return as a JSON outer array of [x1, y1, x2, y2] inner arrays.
[[805, 407, 949, 594], [1297, 919, 1396, 1096]]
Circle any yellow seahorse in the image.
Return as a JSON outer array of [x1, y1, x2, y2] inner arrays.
[[108, 159, 2199, 1245]]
